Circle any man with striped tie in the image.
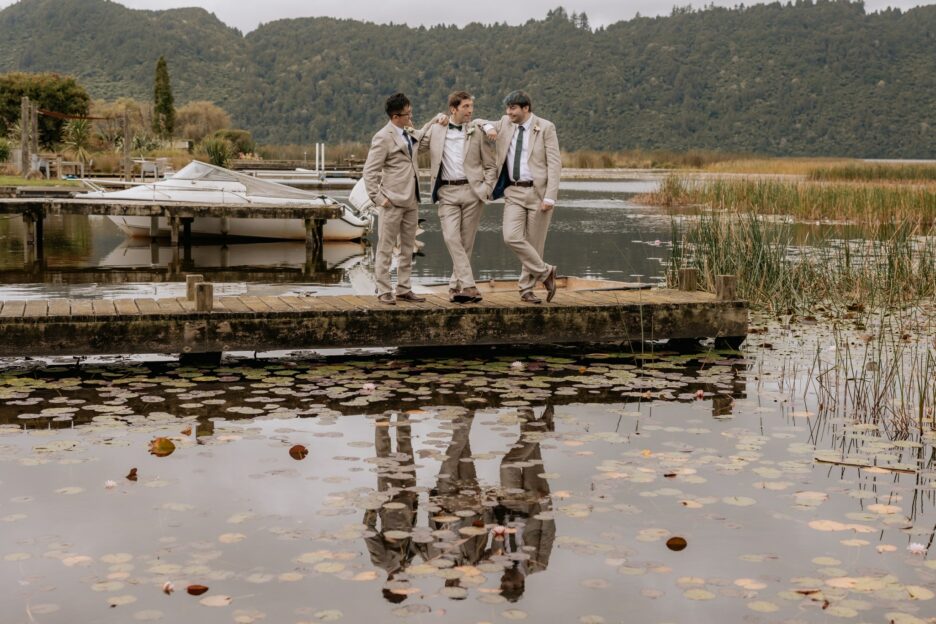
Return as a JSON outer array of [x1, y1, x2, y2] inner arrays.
[[482, 91, 561, 304]]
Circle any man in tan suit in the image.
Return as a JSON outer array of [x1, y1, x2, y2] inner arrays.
[[418, 91, 497, 303], [363, 93, 427, 305], [483, 91, 561, 303]]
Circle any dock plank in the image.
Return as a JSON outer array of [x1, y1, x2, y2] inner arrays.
[[216, 297, 252, 314], [47, 299, 71, 317], [70, 300, 93, 317], [91, 300, 117, 317], [239, 296, 271, 313], [134, 299, 160, 316], [114, 299, 141, 316], [23, 300, 48, 318], [155, 298, 184, 314], [259, 296, 295, 313], [0, 300, 26, 318]]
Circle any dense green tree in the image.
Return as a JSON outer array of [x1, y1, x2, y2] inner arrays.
[[0, 0, 933, 158], [152, 56, 175, 139], [0, 72, 90, 147]]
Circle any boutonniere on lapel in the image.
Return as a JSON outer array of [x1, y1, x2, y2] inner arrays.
[[403, 126, 416, 135], [532, 124, 541, 135], [466, 126, 476, 137]]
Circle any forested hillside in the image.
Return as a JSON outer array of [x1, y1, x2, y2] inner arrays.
[[1, 0, 933, 157]]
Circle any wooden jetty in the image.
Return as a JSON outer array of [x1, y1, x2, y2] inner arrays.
[[0, 197, 342, 267], [0, 274, 747, 358]]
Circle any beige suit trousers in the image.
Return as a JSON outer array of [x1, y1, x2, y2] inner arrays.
[[375, 202, 419, 296], [437, 184, 484, 290], [503, 185, 553, 293]]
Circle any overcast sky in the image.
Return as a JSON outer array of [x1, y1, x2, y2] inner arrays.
[[1, 0, 933, 32]]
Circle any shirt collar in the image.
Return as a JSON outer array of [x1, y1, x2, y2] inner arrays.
[[517, 116, 533, 132]]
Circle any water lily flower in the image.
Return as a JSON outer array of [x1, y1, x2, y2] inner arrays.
[[510, 361, 524, 370], [362, 383, 376, 394], [162, 581, 174, 594], [907, 542, 927, 555], [694, 389, 705, 399], [104, 480, 117, 489]]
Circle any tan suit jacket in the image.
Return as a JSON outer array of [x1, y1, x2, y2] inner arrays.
[[486, 114, 561, 203], [417, 120, 497, 204], [363, 121, 420, 207]]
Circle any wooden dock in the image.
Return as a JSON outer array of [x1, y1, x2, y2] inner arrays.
[[0, 286, 748, 357]]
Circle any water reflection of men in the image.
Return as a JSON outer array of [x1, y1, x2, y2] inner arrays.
[[363, 411, 419, 603], [488, 405, 556, 601]]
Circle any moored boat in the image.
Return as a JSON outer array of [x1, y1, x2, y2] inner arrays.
[[77, 161, 373, 241]]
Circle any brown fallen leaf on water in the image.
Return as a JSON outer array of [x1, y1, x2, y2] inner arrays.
[[186, 584, 209, 596], [289, 445, 308, 460], [666, 537, 688, 552], [148, 438, 175, 457], [126, 468, 138, 481], [181, 427, 192, 436]]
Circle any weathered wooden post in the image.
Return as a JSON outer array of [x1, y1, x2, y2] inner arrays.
[[169, 215, 180, 245], [678, 267, 699, 291], [122, 110, 131, 181], [20, 97, 30, 175], [219, 216, 229, 238], [186, 274, 204, 300], [181, 217, 193, 247], [195, 282, 213, 312], [149, 215, 159, 238], [30, 102, 39, 159], [716, 275, 738, 300], [23, 211, 36, 266]]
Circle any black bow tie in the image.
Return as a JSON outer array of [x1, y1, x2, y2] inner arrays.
[[448, 123, 463, 131]]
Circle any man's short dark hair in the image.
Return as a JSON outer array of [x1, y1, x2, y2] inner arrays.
[[448, 90, 473, 110], [503, 90, 532, 111], [385, 92, 411, 117]]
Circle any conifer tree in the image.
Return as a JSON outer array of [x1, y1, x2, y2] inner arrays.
[[152, 56, 175, 139]]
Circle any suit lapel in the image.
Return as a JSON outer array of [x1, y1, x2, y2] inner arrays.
[[527, 114, 542, 153], [498, 117, 515, 167]]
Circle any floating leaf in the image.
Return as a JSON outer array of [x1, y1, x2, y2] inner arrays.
[[666, 537, 688, 551], [199, 595, 231, 607], [126, 467, 138, 481], [148, 438, 175, 458]]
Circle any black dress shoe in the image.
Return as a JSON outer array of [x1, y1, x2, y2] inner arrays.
[[520, 291, 542, 304], [377, 293, 396, 305], [461, 286, 483, 303], [396, 291, 427, 303], [543, 266, 557, 302]]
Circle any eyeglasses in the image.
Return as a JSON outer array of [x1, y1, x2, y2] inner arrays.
[[393, 111, 414, 118]]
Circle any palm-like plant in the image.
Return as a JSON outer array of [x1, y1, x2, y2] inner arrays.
[[62, 119, 93, 164]]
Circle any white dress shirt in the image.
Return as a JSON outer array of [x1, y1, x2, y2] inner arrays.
[[441, 124, 466, 181], [506, 117, 533, 183]]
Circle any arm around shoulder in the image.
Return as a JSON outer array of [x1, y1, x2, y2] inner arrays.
[[544, 122, 561, 204]]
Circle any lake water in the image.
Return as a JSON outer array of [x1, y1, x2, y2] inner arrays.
[[1, 180, 933, 623]]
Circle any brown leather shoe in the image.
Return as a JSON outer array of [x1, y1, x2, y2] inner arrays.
[[520, 291, 542, 304], [377, 293, 396, 305], [396, 291, 427, 303], [543, 266, 557, 302], [461, 286, 483, 303]]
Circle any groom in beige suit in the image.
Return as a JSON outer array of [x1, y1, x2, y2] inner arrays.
[[418, 91, 497, 303], [363, 93, 427, 305], [483, 91, 561, 303]]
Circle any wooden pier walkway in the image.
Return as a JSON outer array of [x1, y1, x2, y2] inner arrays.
[[0, 197, 342, 266], [0, 286, 748, 357]]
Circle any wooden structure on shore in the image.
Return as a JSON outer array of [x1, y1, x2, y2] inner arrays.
[[0, 272, 747, 358], [0, 197, 341, 268]]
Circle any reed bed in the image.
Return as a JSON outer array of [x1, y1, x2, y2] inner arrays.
[[808, 163, 936, 183], [668, 213, 936, 313], [560, 148, 745, 170], [649, 175, 936, 225], [810, 311, 935, 441]]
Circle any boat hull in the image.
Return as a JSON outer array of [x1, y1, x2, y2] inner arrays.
[[108, 215, 368, 241]]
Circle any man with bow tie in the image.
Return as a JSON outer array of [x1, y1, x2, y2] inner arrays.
[[482, 91, 561, 304], [418, 91, 497, 303], [362, 92, 427, 305]]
